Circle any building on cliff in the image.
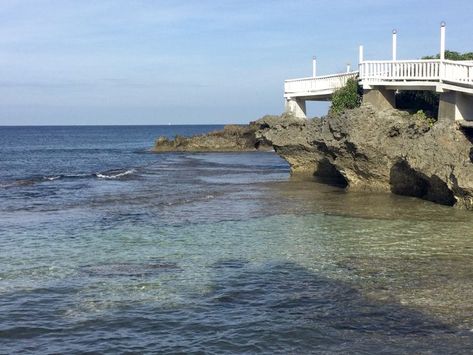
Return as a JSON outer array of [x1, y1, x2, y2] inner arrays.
[[284, 22, 473, 124]]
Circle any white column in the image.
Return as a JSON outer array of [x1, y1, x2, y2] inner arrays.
[[440, 21, 446, 60], [312, 56, 317, 77], [392, 29, 397, 61], [346, 63, 351, 73], [285, 98, 307, 119], [358, 45, 364, 64], [358, 45, 364, 78]]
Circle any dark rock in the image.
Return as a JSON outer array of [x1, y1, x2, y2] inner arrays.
[[79, 262, 180, 277], [153, 123, 272, 152]]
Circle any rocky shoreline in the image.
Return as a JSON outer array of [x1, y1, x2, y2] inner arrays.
[[153, 124, 272, 152], [153, 105, 473, 210], [254, 105, 473, 210]]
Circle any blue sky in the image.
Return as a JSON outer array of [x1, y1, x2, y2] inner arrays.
[[1, 0, 473, 125]]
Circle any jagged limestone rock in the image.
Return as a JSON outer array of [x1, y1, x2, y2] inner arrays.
[[255, 105, 473, 209], [153, 124, 272, 152]]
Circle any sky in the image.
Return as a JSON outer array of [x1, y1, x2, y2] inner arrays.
[[1, 0, 473, 125]]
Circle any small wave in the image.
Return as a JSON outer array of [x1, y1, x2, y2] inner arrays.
[[64, 173, 90, 178], [43, 175, 61, 181], [42, 174, 92, 182], [95, 168, 136, 180], [1, 168, 137, 189]]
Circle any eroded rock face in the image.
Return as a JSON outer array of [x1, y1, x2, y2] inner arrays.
[[255, 106, 473, 209]]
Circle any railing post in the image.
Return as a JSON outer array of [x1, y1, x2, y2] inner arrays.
[[359, 45, 364, 77], [346, 63, 351, 73], [392, 29, 397, 61], [312, 56, 317, 77], [440, 21, 446, 60], [440, 21, 446, 81]]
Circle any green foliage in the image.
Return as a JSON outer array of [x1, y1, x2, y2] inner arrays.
[[422, 50, 473, 60], [329, 78, 362, 114], [413, 109, 436, 127]]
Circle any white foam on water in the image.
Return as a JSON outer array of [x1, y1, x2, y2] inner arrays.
[[96, 168, 136, 179], [43, 175, 61, 181]]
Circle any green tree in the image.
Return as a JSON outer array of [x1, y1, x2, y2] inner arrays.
[[329, 78, 362, 114], [422, 50, 473, 60]]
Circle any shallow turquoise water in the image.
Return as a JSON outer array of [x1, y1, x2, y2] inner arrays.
[[0, 126, 472, 353]]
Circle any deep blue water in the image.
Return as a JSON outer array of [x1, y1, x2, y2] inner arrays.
[[0, 126, 472, 354]]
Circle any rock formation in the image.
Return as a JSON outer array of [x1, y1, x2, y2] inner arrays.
[[154, 124, 271, 152], [255, 105, 473, 209]]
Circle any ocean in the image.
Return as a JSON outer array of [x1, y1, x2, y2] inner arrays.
[[0, 125, 472, 353]]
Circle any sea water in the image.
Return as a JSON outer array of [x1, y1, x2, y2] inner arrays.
[[0, 126, 472, 353]]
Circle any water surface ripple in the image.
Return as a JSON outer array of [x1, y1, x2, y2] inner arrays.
[[0, 126, 472, 353]]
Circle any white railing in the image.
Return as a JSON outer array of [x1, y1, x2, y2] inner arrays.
[[284, 60, 473, 99], [443, 60, 473, 85], [360, 60, 440, 81], [359, 59, 473, 87], [284, 71, 359, 95]]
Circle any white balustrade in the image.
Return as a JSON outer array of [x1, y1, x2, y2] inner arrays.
[[359, 59, 473, 87], [285, 59, 473, 100], [284, 72, 359, 96], [443, 60, 473, 85], [359, 60, 440, 81]]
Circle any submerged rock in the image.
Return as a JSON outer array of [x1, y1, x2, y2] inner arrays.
[[255, 106, 473, 209], [153, 124, 272, 152], [79, 262, 180, 277]]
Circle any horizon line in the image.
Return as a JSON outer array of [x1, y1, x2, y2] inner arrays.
[[0, 123, 237, 127]]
